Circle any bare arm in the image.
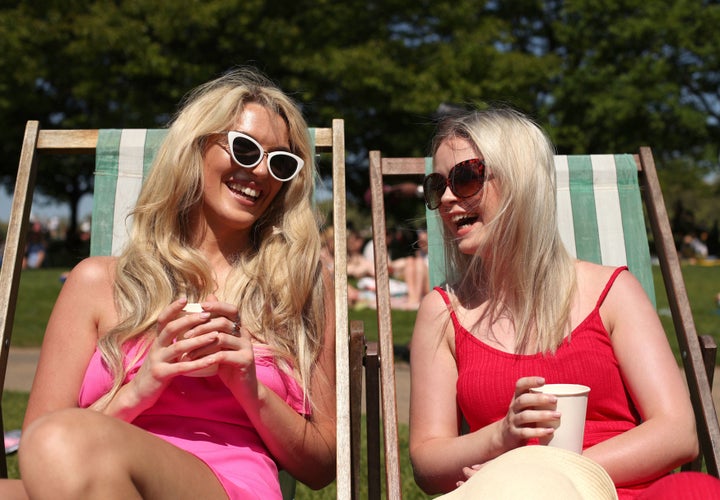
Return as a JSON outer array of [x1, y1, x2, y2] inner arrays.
[[23, 257, 116, 427], [583, 269, 698, 485], [238, 297, 336, 487]]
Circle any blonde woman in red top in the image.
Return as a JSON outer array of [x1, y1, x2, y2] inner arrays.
[[409, 107, 720, 498]]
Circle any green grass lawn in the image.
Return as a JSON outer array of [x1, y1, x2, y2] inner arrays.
[[653, 264, 720, 362], [3, 264, 719, 496]]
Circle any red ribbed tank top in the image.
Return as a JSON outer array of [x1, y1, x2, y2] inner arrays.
[[440, 266, 640, 449]]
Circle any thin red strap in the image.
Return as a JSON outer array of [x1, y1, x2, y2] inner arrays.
[[595, 266, 629, 308], [434, 285, 451, 307]]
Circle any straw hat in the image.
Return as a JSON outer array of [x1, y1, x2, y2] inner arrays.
[[438, 446, 617, 499]]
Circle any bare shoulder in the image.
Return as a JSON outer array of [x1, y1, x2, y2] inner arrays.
[[575, 260, 639, 296], [412, 288, 453, 348], [49, 256, 119, 338], [576, 261, 651, 328], [575, 260, 617, 281], [64, 256, 116, 288], [416, 287, 450, 322], [59, 256, 117, 308]]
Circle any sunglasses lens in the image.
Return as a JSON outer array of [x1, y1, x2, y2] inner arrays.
[[423, 173, 446, 210], [268, 154, 300, 181], [231, 135, 262, 166], [451, 160, 484, 198]]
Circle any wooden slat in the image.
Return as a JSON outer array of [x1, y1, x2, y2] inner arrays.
[[313, 127, 333, 149], [34, 128, 333, 154], [0, 121, 42, 477], [349, 321, 365, 500], [638, 146, 720, 476], [364, 340, 381, 500], [330, 119, 353, 500], [37, 128, 98, 153], [382, 157, 425, 176], [368, 150, 403, 499], [701, 335, 718, 387]]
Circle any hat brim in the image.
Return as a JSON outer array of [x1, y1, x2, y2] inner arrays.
[[439, 446, 617, 500]]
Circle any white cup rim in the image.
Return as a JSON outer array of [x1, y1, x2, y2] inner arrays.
[[530, 383, 591, 396]]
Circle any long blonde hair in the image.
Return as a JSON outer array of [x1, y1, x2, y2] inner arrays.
[[96, 67, 326, 408], [432, 108, 576, 354]]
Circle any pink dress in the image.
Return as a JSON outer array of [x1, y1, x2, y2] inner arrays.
[[439, 267, 720, 499], [78, 341, 309, 499]]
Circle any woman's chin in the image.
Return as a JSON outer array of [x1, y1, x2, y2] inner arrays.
[[457, 237, 480, 255]]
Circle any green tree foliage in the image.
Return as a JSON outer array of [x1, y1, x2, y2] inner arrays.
[[0, 0, 718, 234]]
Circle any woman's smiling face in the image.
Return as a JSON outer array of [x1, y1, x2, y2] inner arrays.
[[434, 136, 500, 255], [199, 102, 289, 239]]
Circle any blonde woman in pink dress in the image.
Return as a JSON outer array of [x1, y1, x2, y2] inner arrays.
[[0, 67, 336, 499]]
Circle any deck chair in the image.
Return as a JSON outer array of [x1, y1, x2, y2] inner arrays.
[[367, 148, 720, 489], [0, 119, 371, 500]]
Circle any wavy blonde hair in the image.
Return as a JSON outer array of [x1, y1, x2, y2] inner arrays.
[[432, 107, 576, 354], [95, 67, 326, 408]]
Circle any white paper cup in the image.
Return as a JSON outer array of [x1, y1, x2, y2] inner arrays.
[[182, 302, 204, 314], [530, 384, 590, 454]]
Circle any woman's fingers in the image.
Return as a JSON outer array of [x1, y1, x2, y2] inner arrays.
[[149, 298, 249, 379], [502, 376, 561, 442], [514, 376, 546, 397], [182, 328, 252, 362]]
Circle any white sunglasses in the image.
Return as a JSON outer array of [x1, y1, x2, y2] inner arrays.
[[223, 131, 304, 182]]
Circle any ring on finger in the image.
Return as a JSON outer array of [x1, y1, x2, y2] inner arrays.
[[232, 319, 241, 336]]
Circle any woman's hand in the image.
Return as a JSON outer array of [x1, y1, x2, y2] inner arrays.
[[499, 376, 559, 447], [97, 298, 227, 420], [125, 299, 221, 405], [456, 463, 484, 488], [180, 296, 260, 401]]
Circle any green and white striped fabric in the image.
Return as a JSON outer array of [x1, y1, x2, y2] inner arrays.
[[91, 129, 167, 257], [426, 154, 656, 307], [556, 154, 654, 306]]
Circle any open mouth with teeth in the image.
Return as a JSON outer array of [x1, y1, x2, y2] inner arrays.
[[227, 181, 260, 202], [452, 213, 479, 230]]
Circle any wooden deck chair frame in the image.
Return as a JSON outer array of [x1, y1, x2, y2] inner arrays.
[[0, 119, 370, 500], [367, 147, 720, 487]]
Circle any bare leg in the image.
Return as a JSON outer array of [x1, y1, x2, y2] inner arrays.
[[405, 256, 420, 305], [419, 257, 430, 297], [19, 408, 228, 500]]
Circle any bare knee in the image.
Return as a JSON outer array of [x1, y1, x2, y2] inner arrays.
[[21, 408, 99, 465], [20, 408, 136, 499]]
